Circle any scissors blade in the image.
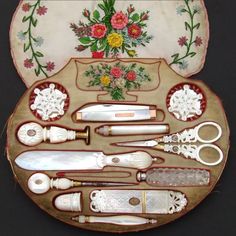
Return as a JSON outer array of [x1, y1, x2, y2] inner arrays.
[[115, 140, 158, 147]]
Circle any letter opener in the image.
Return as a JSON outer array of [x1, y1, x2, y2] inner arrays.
[[76, 104, 157, 122]]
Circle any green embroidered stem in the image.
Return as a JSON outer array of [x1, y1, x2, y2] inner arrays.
[[23, 0, 48, 77], [170, 0, 199, 66]]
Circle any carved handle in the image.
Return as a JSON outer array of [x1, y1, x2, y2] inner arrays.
[[104, 151, 154, 169], [73, 215, 157, 225], [28, 173, 81, 194], [17, 122, 90, 146]]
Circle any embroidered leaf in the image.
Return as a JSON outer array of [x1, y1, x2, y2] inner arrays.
[[35, 51, 44, 57], [23, 43, 30, 52], [111, 87, 125, 100], [185, 22, 191, 31], [91, 42, 98, 52], [189, 52, 196, 57], [194, 23, 201, 29], [93, 10, 100, 20], [171, 53, 180, 61], [131, 13, 140, 22], [32, 18, 38, 27], [35, 67, 40, 76], [22, 16, 30, 22], [79, 37, 92, 44]]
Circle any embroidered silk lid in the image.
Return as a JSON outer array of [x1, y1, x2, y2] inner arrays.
[[10, 0, 209, 87]]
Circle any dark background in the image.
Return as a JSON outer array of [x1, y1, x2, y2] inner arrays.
[[0, 1, 235, 235]]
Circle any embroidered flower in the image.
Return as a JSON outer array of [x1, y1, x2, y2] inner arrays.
[[22, 3, 31, 12], [127, 4, 135, 14], [107, 33, 123, 48], [178, 36, 188, 47], [34, 36, 44, 47], [126, 70, 137, 81], [194, 36, 203, 47], [76, 45, 87, 52], [140, 12, 149, 21], [115, 78, 126, 88], [176, 5, 186, 16], [91, 24, 107, 39], [17, 31, 26, 41], [83, 9, 90, 17], [100, 75, 111, 86], [92, 51, 104, 58], [111, 11, 128, 30], [37, 6, 48, 16], [111, 67, 123, 78], [24, 59, 34, 69], [46, 62, 55, 72], [193, 5, 201, 14], [179, 60, 189, 70], [128, 24, 142, 39]]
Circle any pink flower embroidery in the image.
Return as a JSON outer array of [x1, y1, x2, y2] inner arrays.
[[22, 3, 30, 12], [195, 36, 203, 46], [92, 51, 104, 58], [126, 70, 137, 81], [111, 11, 128, 30], [178, 36, 188, 47], [128, 24, 142, 39], [37, 6, 48, 16], [46, 62, 55, 72], [24, 59, 34, 69], [91, 24, 107, 39], [111, 67, 123, 78]]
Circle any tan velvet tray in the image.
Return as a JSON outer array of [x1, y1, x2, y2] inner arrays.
[[7, 58, 229, 233]]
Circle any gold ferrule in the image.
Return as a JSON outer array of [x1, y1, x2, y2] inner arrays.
[[142, 191, 147, 213], [75, 126, 90, 145], [73, 181, 82, 187]]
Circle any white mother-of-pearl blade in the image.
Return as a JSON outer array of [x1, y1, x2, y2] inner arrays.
[[15, 151, 105, 171]]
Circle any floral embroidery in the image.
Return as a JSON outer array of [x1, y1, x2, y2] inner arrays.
[[84, 62, 151, 100], [70, 0, 153, 58], [170, 0, 203, 70], [18, 0, 55, 77]]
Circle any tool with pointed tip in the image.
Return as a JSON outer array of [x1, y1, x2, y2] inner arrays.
[[17, 122, 90, 146], [28, 173, 134, 194], [137, 168, 210, 186], [114, 122, 223, 166], [76, 104, 157, 122], [72, 215, 157, 226], [15, 150, 159, 171]]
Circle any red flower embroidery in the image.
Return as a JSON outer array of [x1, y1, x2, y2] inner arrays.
[[22, 3, 30, 12], [46, 62, 55, 72], [111, 11, 128, 30], [126, 70, 137, 81], [92, 51, 104, 58], [24, 59, 34, 69], [178, 36, 188, 47], [128, 24, 142, 39], [83, 9, 90, 18], [91, 24, 107, 39], [195, 36, 203, 47], [37, 6, 48, 16], [141, 12, 149, 21], [111, 67, 123, 78]]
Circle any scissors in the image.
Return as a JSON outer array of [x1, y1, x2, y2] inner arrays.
[[114, 122, 223, 166]]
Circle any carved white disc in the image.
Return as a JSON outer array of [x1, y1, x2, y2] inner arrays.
[[30, 83, 67, 121], [168, 84, 204, 121]]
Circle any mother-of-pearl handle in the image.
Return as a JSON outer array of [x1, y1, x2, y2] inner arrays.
[[72, 215, 157, 226], [103, 151, 156, 169]]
